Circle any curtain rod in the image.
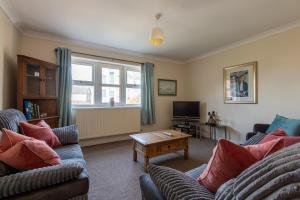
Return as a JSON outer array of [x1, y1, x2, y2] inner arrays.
[[72, 51, 144, 65]]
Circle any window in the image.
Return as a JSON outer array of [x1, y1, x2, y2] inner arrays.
[[101, 67, 120, 103], [71, 63, 94, 105], [71, 56, 141, 107], [72, 64, 93, 82], [126, 69, 141, 104]]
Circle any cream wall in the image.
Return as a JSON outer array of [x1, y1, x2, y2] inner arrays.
[[4, 6, 300, 143], [19, 35, 188, 132], [0, 8, 21, 109], [187, 27, 300, 143]]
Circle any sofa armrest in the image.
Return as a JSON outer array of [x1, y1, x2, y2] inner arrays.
[[244, 132, 267, 145], [246, 124, 270, 141], [52, 125, 79, 145], [0, 162, 84, 199], [139, 164, 208, 200], [246, 132, 256, 140], [253, 124, 270, 134], [139, 175, 166, 200]]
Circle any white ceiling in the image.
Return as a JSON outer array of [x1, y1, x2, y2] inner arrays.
[[2, 0, 300, 61]]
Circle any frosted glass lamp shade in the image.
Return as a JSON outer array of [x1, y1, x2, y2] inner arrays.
[[150, 27, 164, 46]]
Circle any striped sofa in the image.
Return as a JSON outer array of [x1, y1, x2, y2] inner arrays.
[[140, 164, 210, 200], [140, 124, 300, 200], [0, 109, 89, 200]]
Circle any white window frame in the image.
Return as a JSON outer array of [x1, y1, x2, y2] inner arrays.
[[71, 61, 96, 105], [71, 56, 141, 107], [100, 63, 122, 106], [72, 61, 95, 85], [125, 66, 141, 105]]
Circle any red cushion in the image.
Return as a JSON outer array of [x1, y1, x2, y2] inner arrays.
[[197, 138, 284, 192], [244, 138, 285, 160], [36, 120, 51, 128], [259, 128, 300, 147], [197, 139, 257, 193], [19, 121, 61, 148], [0, 139, 61, 170], [0, 129, 32, 152]]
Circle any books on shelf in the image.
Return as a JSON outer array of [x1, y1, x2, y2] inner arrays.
[[23, 100, 41, 120]]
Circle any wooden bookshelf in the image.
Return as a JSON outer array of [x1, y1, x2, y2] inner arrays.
[[17, 55, 60, 128]]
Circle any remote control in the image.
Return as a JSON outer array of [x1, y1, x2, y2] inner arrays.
[[162, 132, 173, 136]]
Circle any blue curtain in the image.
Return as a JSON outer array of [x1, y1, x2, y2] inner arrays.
[[55, 48, 72, 127], [141, 62, 155, 125]]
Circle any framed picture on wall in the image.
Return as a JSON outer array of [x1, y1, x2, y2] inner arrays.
[[223, 62, 257, 104], [158, 79, 177, 96]]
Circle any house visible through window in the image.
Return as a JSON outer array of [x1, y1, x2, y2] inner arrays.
[[71, 56, 141, 106]]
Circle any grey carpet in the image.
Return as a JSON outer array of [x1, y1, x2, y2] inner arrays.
[[82, 138, 215, 200]]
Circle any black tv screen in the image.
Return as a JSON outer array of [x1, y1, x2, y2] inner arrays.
[[173, 101, 200, 119]]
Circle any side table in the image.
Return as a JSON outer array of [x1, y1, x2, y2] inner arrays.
[[201, 123, 229, 143]]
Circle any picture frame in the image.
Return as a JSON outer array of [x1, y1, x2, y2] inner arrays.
[[223, 61, 257, 104], [158, 79, 177, 96]]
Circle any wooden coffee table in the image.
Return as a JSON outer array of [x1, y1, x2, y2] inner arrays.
[[130, 130, 191, 172]]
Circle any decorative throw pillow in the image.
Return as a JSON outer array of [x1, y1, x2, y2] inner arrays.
[[36, 120, 51, 128], [266, 128, 286, 136], [0, 129, 32, 152], [197, 139, 284, 192], [52, 125, 79, 145], [217, 142, 300, 199], [244, 138, 284, 160], [266, 114, 300, 136], [19, 121, 61, 148], [0, 139, 61, 170], [260, 128, 300, 147], [197, 139, 258, 193], [148, 164, 215, 200], [243, 132, 266, 146]]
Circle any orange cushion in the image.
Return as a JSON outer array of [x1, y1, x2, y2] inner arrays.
[[0, 128, 32, 152], [0, 139, 61, 170], [259, 128, 300, 147], [20, 121, 61, 148], [197, 138, 284, 192]]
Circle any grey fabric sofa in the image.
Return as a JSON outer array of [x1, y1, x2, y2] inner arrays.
[[140, 165, 207, 200], [139, 124, 295, 200], [246, 123, 270, 140], [0, 109, 89, 200]]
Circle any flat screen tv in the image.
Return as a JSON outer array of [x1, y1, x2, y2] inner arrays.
[[173, 101, 200, 119]]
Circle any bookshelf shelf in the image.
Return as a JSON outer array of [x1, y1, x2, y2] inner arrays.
[[25, 75, 39, 79], [23, 96, 57, 100], [27, 116, 60, 122]]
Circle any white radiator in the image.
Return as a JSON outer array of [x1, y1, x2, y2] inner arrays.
[[74, 107, 141, 139]]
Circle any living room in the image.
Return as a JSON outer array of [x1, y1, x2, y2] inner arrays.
[[1, 0, 300, 199]]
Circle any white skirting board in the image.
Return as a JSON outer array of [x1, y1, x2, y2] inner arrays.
[[79, 133, 132, 147]]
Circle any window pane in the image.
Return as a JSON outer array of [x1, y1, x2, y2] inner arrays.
[[126, 88, 141, 104], [72, 64, 93, 82], [127, 70, 141, 85], [102, 68, 120, 85], [72, 85, 94, 105], [102, 87, 120, 103]]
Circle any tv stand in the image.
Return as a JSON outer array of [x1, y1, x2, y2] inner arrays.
[[172, 118, 201, 138]]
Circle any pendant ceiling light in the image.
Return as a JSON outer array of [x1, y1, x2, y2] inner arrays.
[[150, 13, 164, 46]]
